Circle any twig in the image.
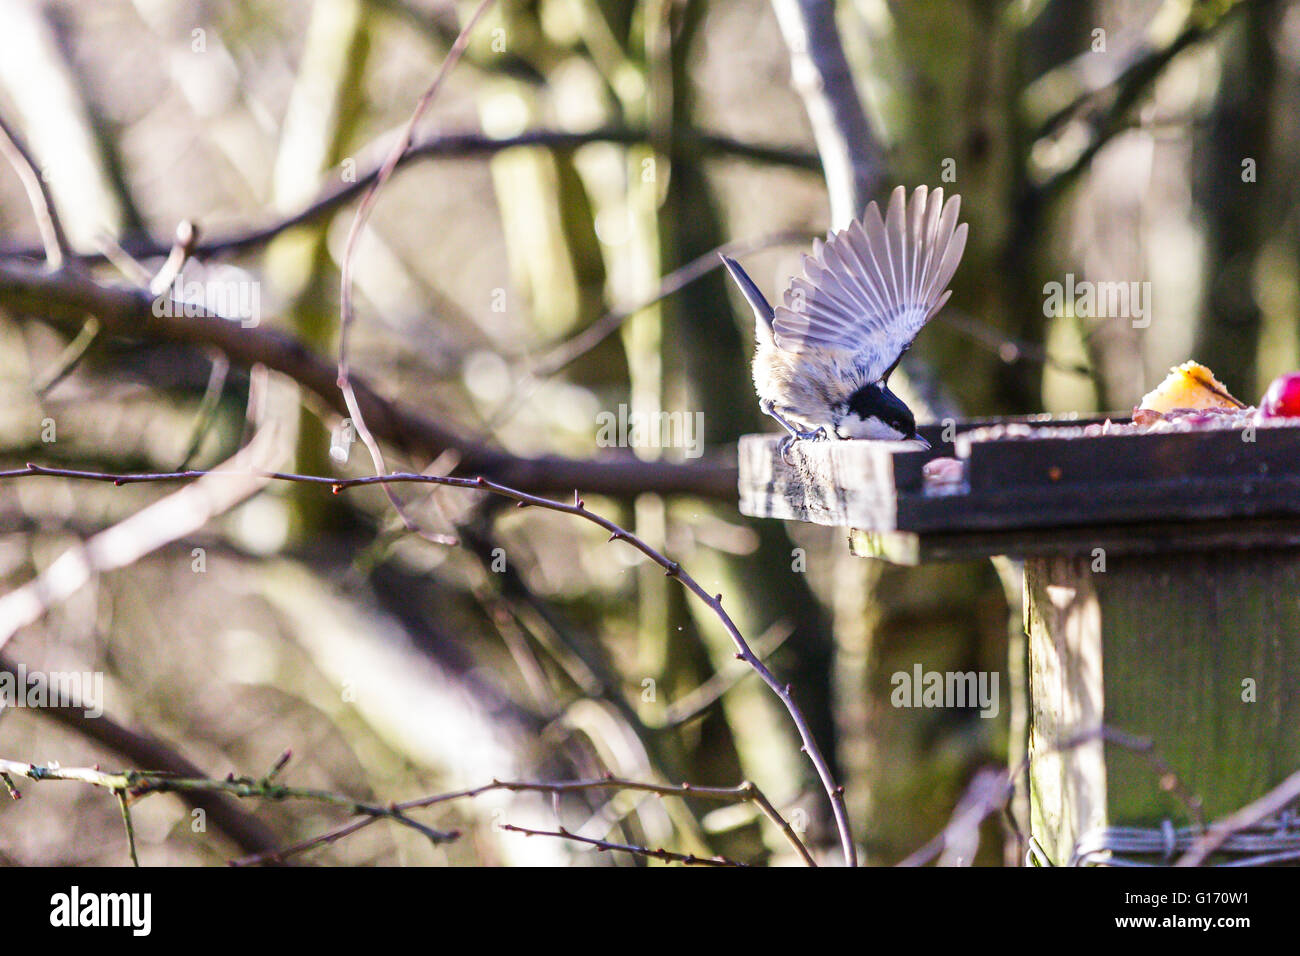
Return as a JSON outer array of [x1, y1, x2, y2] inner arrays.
[[0, 129, 819, 264], [115, 790, 140, 868], [899, 724, 1205, 867], [31, 316, 101, 396], [229, 775, 810, 867], [655, 620, 795, 729], [3, 462, 853, 863], [498, 823, 746, 866], [331, 0, 494, 554], [399, 776, 814, 867], [210, 717, 811, 868], [148, 220, 200, 296], [529, 230, 816, 377], [1031, 5, 1243, 201], [0, 258, 738, 499], [396, 229, 822, 452], [1176, 767, 1300, 867], [0, 758, 458, 857], [228, 816, 375, 867], [175, 351, 231, 469], [896, 768, 1011, 867], [0, 111, 74, 269], [934, 307, 1093, 379], [9, 656, 284, 857], [1063, 725, 1204, 829]]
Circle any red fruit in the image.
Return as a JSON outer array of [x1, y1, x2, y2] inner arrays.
[[1259, 372, 1300, 419]]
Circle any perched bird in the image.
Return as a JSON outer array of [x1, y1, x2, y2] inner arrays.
[[721, 185, 967, 456]]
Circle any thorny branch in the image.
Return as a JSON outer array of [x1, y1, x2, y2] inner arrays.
[[498, 824, 746, 867], [0, 653, 283, 857], [0, 754, 459, 860], [399, 776, 814, 867], [15, 717, 1295, 867], [1, 753, 808, 867], [3, 461, 854, 865], [234, 775, 814, 867]]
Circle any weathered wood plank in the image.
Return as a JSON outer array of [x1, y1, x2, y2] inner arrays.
[[737, 432, 922, 529], [739, 420, 1300, 546]]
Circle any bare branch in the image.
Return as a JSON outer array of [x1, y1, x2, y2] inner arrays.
[[529, 230, 815, 377], [896, 769, 1011, 867], [498, 823, 747, 867], [402, 776, 814, 867], [1029, 4, 1244, 202], [0, 129, 819, 264], [0, 757, 458, 861], [115, 790, 140, 868], [333, 0, 499, 549], [3, 655, 284, 858], [0, 259, 737, 499], [1176, 768, 1300, 867], [3, 463, 852, 864], [0, 111, 74, 269], [655, 620, 796, 729]]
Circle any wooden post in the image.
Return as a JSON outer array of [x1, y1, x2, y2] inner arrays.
[[738, 420, 1300, 865], [1026, 546, 1300, 864]]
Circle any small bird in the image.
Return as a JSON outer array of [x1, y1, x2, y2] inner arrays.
[[722, 185, 967, 456]]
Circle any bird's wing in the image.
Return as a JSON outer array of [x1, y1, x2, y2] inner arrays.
[[772, 185, 967, 382]]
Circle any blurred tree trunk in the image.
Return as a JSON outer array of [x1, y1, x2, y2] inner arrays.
[[268, 0, 371, 540], [654, 1, 846, 853], [833, 0, 1085, 861], [1192, 0, 1280, 400]]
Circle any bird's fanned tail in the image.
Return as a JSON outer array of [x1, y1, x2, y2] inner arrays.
[[719, 254, 775, 331]]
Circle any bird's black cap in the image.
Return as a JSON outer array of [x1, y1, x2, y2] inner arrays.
[[846, 383, 921, 442]]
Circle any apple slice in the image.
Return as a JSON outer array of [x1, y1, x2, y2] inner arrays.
[[1138, 361, 1245, 413]]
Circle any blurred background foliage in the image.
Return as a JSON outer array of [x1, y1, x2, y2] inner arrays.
[[0, 0, 1287, 865]]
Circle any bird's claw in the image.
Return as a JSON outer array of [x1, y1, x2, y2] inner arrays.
[[778, 428, 827, 465]]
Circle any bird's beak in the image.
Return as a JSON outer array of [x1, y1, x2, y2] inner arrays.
[[908, 433, 931, 451]]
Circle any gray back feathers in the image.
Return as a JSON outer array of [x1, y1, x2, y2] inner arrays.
[[772, 185, 967, 381]]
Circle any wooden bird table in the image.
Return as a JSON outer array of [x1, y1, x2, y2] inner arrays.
[[738, 416, 1300, 865]]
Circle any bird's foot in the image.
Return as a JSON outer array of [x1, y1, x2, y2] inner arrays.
[[778, 427, 827, 465]]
